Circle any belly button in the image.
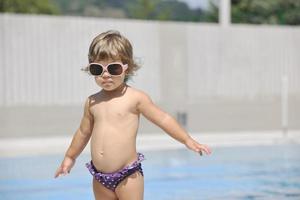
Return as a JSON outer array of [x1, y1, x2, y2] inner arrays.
[[99, 151, 104, 156]]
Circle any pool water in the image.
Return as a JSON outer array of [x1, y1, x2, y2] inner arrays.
[[1, 144, 300, 200]]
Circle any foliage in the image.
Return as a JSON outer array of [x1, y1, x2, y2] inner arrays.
[[232, 0, 300, 25], [0, 0, 59, 14], [125, 0, 159, 20], [204, 0, 219, 23], [124, 0, 212, 22], [51, 0, 215, 22], [0, 0, 217, 22], [1, 0, 299, 25]]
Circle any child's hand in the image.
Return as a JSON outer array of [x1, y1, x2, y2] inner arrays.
[[185, 137, 212, 156], [54, 156, 76, 178]]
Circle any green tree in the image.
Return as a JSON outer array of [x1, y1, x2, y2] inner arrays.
[[154, 1, 202, 22], [0, 0, 219, 23], [125, 0, 214, 22], [0, 0, 59, 14], [203, 0, 219, 23], [232, 0, 300, 25], [125, 0, 159, 20]]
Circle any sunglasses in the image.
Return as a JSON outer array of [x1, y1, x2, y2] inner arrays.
[[82, 62, 128, 76]]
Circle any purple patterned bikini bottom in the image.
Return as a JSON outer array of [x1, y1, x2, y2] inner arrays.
[[86, 153, 145, 191]]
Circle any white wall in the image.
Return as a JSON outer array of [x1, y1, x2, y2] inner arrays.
[[1, 14, 300, 135], [0, 14, 161, 106], [187, 25, 300, 101], [1, 14, 299, 107]]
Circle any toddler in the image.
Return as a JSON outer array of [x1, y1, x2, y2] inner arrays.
[[55, 30, 211, 200]]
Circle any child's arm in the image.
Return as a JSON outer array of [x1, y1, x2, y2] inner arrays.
[[54, 98, 94, 178], [137, 92, 211, 155]]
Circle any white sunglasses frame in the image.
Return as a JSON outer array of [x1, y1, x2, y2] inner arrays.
[[81, 62, 128, 77]]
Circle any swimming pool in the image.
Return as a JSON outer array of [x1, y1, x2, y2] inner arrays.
[[1, 144, 300, 200]]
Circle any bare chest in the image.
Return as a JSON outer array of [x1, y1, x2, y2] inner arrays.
[[90, 98, 138, 122]]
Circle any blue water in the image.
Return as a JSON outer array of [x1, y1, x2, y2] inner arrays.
[[1, 144, 300, 200]]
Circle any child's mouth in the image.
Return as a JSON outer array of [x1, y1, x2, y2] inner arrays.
[[103, 81, 113, 84]]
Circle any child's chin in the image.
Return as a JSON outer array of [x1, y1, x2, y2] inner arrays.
[[101, 85, 118, 91], [100, 81, 124, 91], [103, 88, 115, 91]]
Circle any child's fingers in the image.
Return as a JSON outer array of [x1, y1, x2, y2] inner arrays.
[[185, 139, 212, 155], [54, 167, 63, 178], [189, 143, 204, 154], [200, 144, 212, 155], [198, 150, 203, 156], [195, 144, 211, 155], [54, 166, 70, 178], [189, 144, 200, 153], [63, 166, 70, 174]]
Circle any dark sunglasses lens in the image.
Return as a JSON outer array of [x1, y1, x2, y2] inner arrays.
[[107, 64, 123, 75], [89, 64, 103, 76]]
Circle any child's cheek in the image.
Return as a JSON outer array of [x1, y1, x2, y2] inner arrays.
[[94, 77, 103, 88]]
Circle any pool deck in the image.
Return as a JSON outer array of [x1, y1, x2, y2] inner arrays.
[[1, 130, 300, 157]]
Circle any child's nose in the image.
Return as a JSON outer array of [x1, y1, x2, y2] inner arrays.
[[102, 70, 111, 77]]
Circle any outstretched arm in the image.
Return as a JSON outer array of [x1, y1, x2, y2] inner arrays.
[[54, 97, 94, 178], [137, 92, 211, 155]]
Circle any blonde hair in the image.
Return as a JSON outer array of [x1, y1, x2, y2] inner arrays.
[[88, 30, 140, 82]]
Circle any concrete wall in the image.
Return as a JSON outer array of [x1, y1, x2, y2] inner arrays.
[[1, 14, 300, 137]]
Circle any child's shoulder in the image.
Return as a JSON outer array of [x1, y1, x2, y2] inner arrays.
[[127, 86, 152, 102], [87, 91, 101, 101], [85, 91, 102, 107]]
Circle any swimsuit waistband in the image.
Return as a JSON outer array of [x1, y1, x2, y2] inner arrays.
[[86, 152, 145, 178]]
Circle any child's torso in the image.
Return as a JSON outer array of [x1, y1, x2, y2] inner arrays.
[[89, 87, 140, 173]]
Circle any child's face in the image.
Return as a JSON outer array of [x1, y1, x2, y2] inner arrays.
[[93, 59, 127, 91]]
